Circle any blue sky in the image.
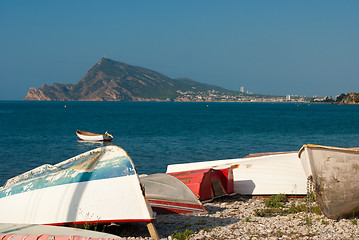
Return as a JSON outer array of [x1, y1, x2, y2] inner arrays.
[[0, 1, 358, 100]]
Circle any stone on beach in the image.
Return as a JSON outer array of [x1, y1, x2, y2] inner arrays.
[[103, 195, 359, 239]]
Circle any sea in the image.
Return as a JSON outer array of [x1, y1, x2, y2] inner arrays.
[[1, 101, 358, 186]]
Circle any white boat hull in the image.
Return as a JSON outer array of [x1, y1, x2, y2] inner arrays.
[[167, 152, 307, 195], [0, 146, 154, 225], [76, 130, 113, 141], [299, 144, 359, 219]]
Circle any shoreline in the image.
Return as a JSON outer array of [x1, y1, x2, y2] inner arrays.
[[16, 99, 359, 105], [102, 195, 359, 239]]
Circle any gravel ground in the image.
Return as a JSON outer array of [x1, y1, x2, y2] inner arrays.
[[101, 195, 359, 239]]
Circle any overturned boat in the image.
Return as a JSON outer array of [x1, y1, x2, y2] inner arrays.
[[0, 223, 121, 239], [76, 130, 113, 141], [299, 144, 359, 219], [167, 167, 234, 201], [167, 151, 307, 196], [0, 146, 155, 227], [140, 173, 206, 214]]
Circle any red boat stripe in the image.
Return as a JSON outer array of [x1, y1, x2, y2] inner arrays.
[[150, 203, 205, 212], [148, 199, 206, 211]]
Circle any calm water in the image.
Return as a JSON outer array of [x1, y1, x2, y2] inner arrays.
[[1, 101, 358, 185]]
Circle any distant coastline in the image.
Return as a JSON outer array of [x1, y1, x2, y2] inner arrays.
[[23, 58, 358, 104], [22, 93, 359, 104]]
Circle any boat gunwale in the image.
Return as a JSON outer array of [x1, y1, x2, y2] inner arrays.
[[298, 144, 359, 158], [76, 130, 103, 136], [243, 151, 297, 159]]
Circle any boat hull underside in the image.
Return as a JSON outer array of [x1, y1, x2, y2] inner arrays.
[[308, 147, 359, 219], [0, 175, 153, 225], [77, 134, 112, 141], [167, 153, 307, 195]]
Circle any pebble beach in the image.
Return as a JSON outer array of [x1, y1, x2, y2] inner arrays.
[[106, 195, 359, 240]]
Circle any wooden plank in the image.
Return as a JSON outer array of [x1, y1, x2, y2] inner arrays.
[[146, 222, 159, 240]]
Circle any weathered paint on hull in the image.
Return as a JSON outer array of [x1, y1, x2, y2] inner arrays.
[[0, 146, 154, 225], [299, 144, 359, 219], [167, 152, 307, 195]]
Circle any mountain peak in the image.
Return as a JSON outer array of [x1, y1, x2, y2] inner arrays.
[[24, 58, 232, 101], [98, 57, 116, 65]]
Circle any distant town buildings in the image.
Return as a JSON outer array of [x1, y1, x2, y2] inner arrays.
[[240, 86, 244, 93], [173, 90, 314, 102], [173, 89, 341, 103]]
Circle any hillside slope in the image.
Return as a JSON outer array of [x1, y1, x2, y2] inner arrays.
[[338, 92, 359, 104], [24, 58, 234, 101]]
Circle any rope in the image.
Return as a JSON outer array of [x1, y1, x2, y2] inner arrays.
[[306, 175, 314, 220]]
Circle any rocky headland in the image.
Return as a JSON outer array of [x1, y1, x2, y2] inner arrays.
[[338, 93, 359, 105], [24, 58, 357, 104], [24, 58, 235, 101]]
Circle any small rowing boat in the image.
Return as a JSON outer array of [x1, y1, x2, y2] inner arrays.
[[140, 173, 206, 214], [0, 146, 157, 237], [299, 144, 359, 219], [76, 130, 113, 141], [0, 223, 121, 238], [167, 152, 307, 195], [167, 168, 234, 201]]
